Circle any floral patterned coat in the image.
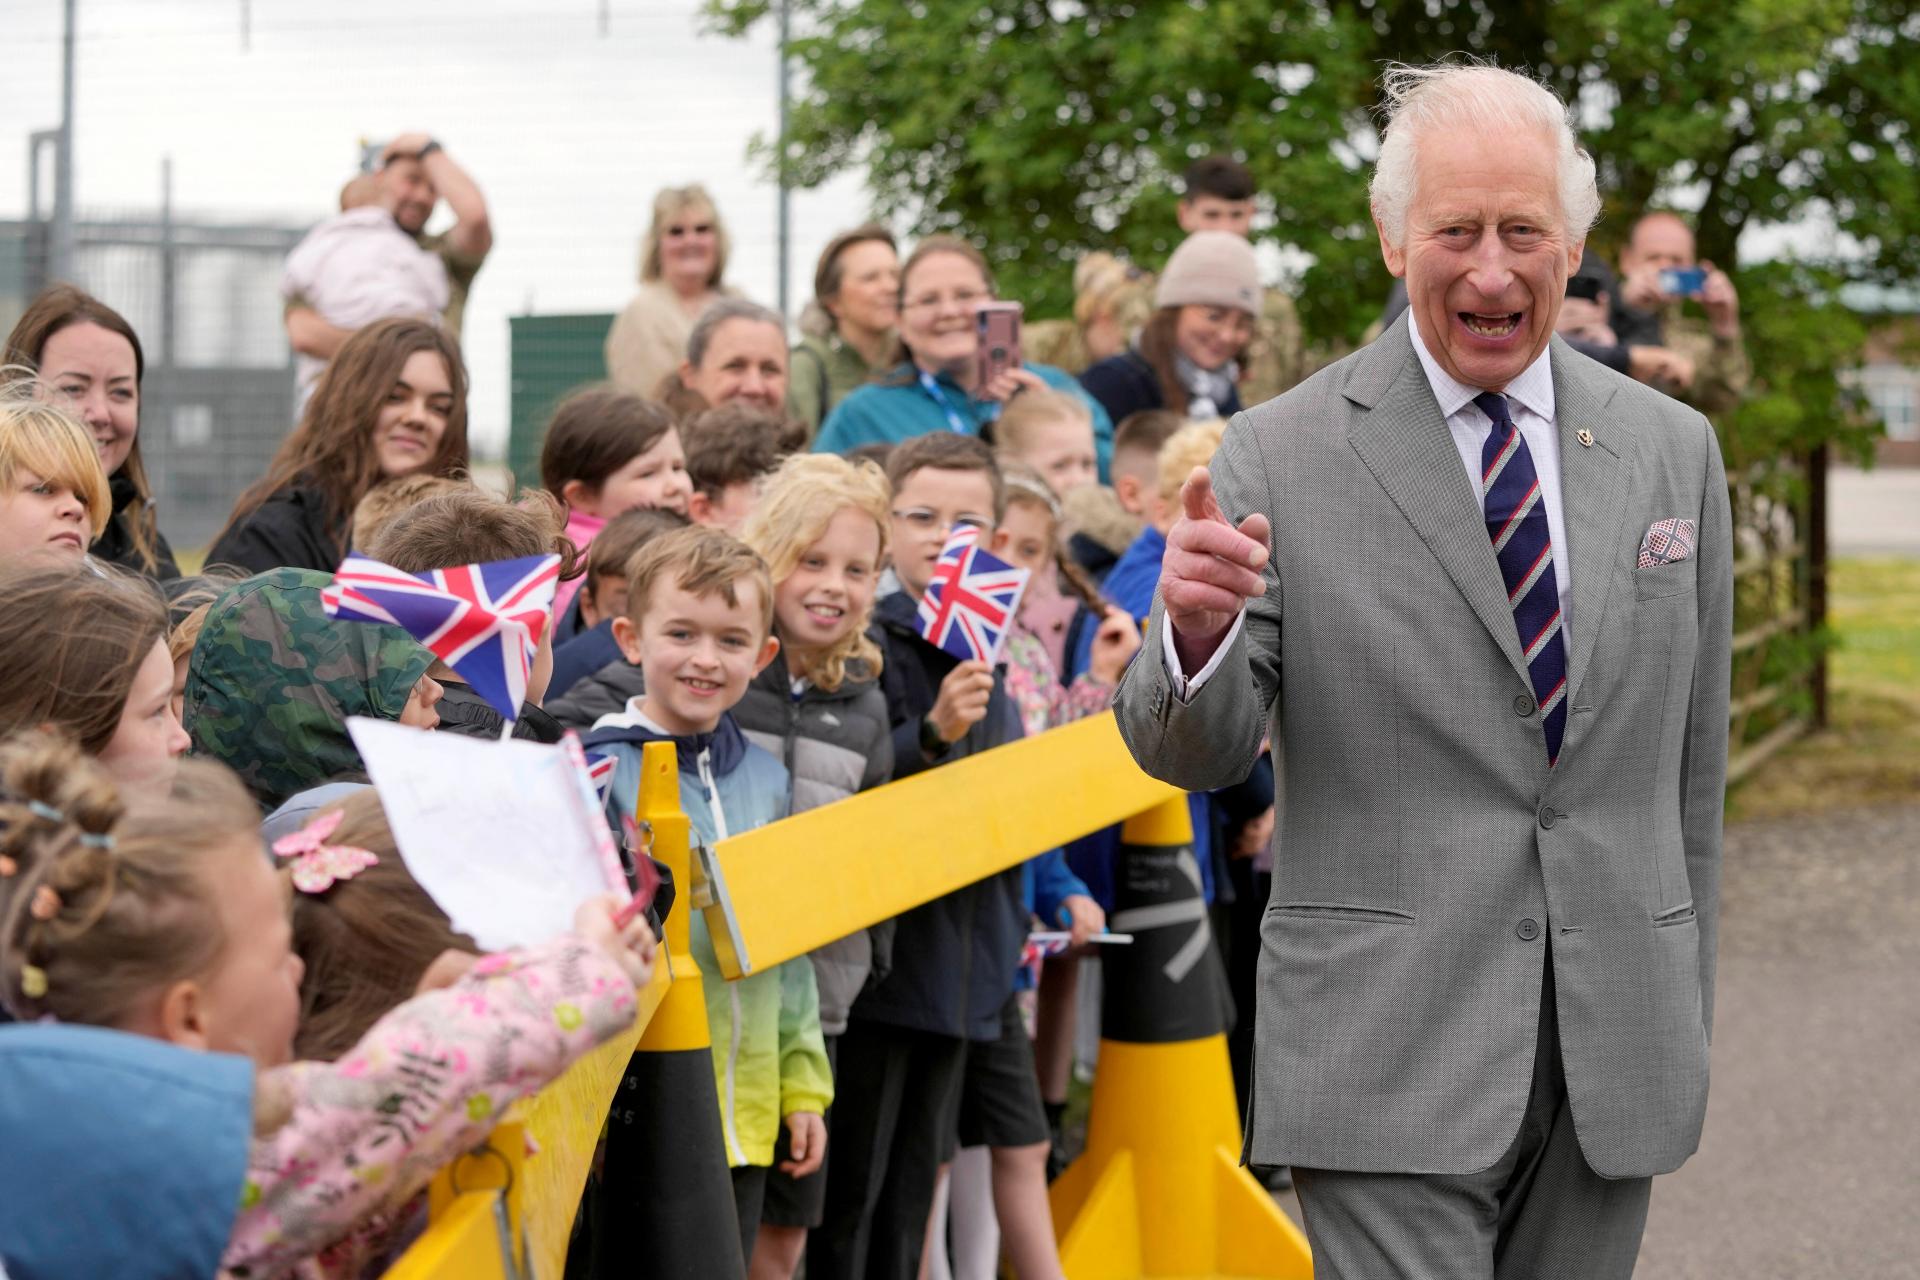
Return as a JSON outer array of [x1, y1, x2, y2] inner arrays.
[[220, 935, 637, 1279]]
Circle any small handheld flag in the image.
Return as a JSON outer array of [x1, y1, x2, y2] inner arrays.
[[585, 752, 617, 804], [916, 525, 1029, 666], [323, 552, 561, 723]]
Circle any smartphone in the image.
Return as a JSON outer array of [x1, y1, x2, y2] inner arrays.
[[1659, 267, 1707, 298], [975, 302, 1023, 389], [1565, 276, 1603, 302]]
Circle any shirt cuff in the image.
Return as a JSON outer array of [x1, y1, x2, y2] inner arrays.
[[1160, 609, 1247, 705]]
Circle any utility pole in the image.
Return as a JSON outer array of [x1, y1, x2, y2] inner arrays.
[[775, 0, 791, 318], [51, 0, 77, 283]]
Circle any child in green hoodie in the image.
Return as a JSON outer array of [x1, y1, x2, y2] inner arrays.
[[582, 523, 833, 1266]]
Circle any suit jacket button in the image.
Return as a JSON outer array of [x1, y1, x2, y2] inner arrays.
[[1513, 694, 1535, 716], [1537, 804, 1556, 829], [1516, 917, 1541, 941]]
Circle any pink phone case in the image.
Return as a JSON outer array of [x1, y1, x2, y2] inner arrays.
[[975, 302, 1024, 388]]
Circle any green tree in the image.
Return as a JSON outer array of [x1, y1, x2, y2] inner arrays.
[[709, 0, 1912, 762], [707, 0, 1915, 388]]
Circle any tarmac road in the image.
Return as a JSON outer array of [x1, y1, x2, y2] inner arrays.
[[1636, 803, 1920, 1278]]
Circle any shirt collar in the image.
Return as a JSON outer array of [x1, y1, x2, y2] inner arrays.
[[1406, 309, 1555, 424]]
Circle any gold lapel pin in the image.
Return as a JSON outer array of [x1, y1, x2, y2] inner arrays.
[[1576, 429, 1594, 448]]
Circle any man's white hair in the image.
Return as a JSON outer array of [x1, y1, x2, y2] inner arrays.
[[1369, 61, 1601, 248]]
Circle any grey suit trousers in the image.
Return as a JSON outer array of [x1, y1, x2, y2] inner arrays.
[[1291, 954, 1652, 1280]]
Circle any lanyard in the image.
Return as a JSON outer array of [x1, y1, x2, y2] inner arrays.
[[917, 370, 975, 435]]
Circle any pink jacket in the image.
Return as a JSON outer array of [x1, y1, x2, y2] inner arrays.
[[221, 935, 636, 1280]]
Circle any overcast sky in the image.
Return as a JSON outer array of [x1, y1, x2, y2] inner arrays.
[[1, 0, 871, 454]]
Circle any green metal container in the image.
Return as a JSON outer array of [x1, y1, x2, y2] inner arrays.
[[507, 312, 615, 489]]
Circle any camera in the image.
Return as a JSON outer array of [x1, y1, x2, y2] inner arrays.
[[1658, 267, 1707, 298]]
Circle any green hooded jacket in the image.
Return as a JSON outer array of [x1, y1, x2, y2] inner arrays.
[[183, 568, 433, 809]]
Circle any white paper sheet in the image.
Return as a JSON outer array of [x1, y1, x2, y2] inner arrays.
[[346, 717, 622, 951]]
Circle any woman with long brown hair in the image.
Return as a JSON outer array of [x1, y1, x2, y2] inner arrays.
[[208, 316, 468, 573], [3, 284, 179, 578]]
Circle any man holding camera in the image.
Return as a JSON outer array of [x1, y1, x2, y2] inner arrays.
[[1610, 211, 1750, 415]]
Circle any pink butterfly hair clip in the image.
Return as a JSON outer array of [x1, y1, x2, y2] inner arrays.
[[272, 809, 379, 894]]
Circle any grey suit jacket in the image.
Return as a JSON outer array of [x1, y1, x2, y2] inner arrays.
[[1114, 316, 1733, 1180]]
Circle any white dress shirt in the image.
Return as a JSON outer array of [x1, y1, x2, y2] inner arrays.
[[1164, 312, 1571, 699]]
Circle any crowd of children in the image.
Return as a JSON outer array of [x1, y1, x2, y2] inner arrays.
[[0, 263, 1270, 1280]]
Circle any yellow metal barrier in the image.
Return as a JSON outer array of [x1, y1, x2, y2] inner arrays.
[[701, 712, 1181, 978], [389, 714, 1312, 1278], [384, 745, 681, 1280]]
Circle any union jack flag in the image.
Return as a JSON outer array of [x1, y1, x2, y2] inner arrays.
[[585, 752, 616, 803], [916, 525, 1029, 665], [322, 552, 561, 723], [1020, 930, 1076, 971]]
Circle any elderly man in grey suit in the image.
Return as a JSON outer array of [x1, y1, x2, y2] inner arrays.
[[1114, 62, 1733, 1277]]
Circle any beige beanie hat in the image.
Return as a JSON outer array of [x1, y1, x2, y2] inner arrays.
[[1154, 230, 1261, 314]]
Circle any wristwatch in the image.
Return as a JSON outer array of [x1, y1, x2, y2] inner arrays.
[[416, 139, 443, 162], [919, 714, 951, 761]]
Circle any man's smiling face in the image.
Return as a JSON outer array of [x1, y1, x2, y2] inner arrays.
[[1378, 126, 1582, 391]]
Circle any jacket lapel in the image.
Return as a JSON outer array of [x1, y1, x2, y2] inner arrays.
[[1548, 339, 1634, 708], [1344, 322, 1532, 689]]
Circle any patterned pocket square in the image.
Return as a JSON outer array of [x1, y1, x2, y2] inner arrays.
[[1637, 517, 1697, 568]]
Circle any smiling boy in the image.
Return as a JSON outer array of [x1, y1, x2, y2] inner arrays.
[[581, 524, 832, 1266]]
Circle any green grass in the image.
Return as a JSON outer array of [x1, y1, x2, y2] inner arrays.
[[1729, 557, 1920, 822]]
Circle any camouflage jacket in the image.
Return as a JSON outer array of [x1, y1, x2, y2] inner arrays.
[[183, 567, 434, 809], [1240, 288, 1306, 409], [1659, 309, 1751, 418]]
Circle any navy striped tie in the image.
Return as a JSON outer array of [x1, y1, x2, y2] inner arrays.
[[1474, 392, 1567, 765]]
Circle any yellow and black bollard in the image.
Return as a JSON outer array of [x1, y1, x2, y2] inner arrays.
[[1049, 793, 1313, 1279], [586, 742, 746, 1279]]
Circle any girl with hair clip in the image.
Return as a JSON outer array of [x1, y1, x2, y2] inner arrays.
[[0, 561, 189, 807], [3, 284, 180, 578], [0, 381, 112, 564], [209, 317, 470, 575], [736, 452, 896, 1280], [0, 733, 654, 1280]]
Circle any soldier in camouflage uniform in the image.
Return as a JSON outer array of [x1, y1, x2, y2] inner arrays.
[[1239, 289, 1306, 409], [1023, 253, 1157, 377], [1612, 211, 1751, 417], [182, 567, 436, 810]]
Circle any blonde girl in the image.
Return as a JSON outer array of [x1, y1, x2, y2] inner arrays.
[[736, 452, 895, 1278], [0, 381, 110, 563], [993, 387, 1099, 499], [0, 733, 653, 1279]]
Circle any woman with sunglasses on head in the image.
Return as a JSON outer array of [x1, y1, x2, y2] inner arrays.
[[812, 236, 1114, 480], [606, 184, 746, 402]]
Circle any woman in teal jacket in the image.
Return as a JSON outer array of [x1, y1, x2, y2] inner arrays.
[[813, 236, 1113, 480]]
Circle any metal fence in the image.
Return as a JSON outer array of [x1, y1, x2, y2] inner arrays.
[[1, 207, 303, 550], [1725, 445, 1829, 786]]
